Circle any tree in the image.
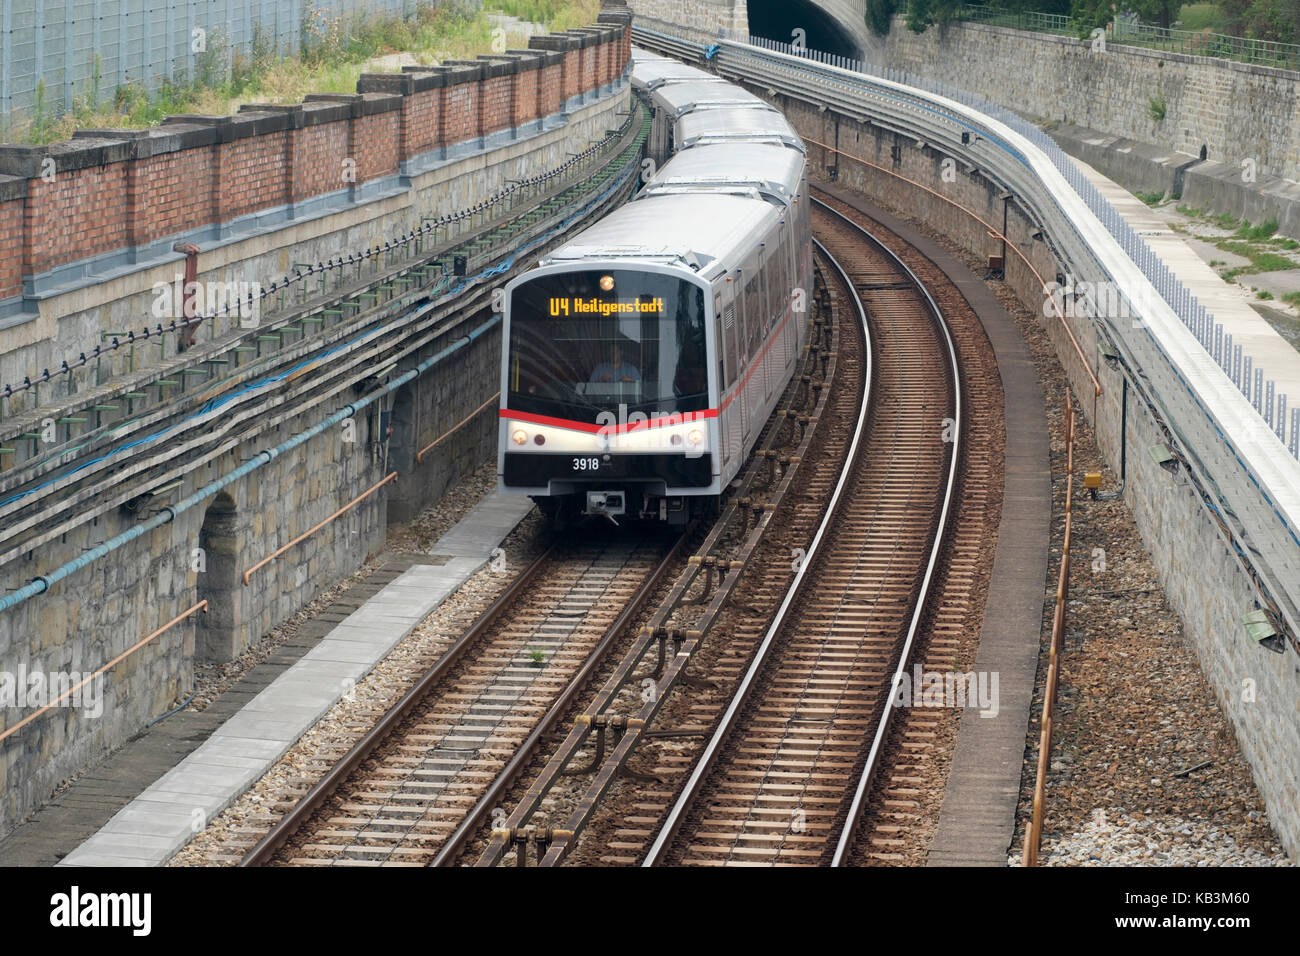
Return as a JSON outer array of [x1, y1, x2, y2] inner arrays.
[[1126, 0, 1181, 30], [866, 0, 900, 35]]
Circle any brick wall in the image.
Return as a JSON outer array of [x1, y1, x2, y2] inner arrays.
[[0, 182, 25, 300], [128, 146, 217, 247], [22, 161, 130, 275], [0, 22, 628, 302], [540, 54, 564, 117], [287, 107, 353, 204], [440, 66, 483, 147], [481, 73, 515, 137]]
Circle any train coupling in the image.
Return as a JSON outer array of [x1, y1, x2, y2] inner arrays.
[[585, 491, 625, 525]]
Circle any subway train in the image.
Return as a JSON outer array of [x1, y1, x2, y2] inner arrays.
[[497, 50, 811, 527]]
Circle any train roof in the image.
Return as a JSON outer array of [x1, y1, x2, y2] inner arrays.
[[539, 193, 781, 279], [630, 60, 726, 92], [640, 144, 806, 206], [674, 108, 805, 152], [649, 81, 773, 120]]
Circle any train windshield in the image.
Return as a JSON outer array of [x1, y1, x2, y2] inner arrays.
[[507, 270, 709, 425]]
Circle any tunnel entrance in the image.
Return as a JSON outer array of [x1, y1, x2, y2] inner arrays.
[[197, 491, 241, 664], [746, 0, 862, 58]]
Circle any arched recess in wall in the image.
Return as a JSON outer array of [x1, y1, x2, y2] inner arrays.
[[746, 0, 863, 58], [196, 491, 241, 665], [388, 382, 416, 475], [385, 382, 421, 525]]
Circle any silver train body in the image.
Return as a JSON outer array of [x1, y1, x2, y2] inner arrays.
[[498, 50, 812, 526]]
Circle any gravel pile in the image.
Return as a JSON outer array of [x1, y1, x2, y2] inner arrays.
[[1029, 809, 1291, 866]]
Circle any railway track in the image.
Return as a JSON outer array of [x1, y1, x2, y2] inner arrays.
[[240, 532, 683, 866], [231, 190, 997, 869], [640, 198, 960, 866]]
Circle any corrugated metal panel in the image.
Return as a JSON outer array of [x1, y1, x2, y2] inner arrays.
[[2, 0, 482, 135]]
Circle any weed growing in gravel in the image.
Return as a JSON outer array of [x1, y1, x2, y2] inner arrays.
[[1235, 218, 1279, 241]]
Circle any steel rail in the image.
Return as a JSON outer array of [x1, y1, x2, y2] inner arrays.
[[813, 197, 964, 867], [475, 282, 836, 867], [428, 527, 694, 867], [238, 541, 559, 866], [641, 230, 873, 865]]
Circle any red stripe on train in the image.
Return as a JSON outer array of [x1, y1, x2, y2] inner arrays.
[[500, 407, 719, 435]]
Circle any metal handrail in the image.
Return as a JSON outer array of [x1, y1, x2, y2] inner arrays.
[[1023, 392, 1075, 866], [957, 5, 1300, 71]]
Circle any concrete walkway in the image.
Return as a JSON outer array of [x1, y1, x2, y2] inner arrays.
[[1078, 156, 1300, 405], [51, 492, 533, 867]]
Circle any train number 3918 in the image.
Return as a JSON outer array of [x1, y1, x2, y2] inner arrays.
[[572, 457, 601, 471]]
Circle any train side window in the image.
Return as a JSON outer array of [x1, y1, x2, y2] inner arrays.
[[724, 303, 737, 382], [745, 272, 764, 357], [759, 244, 769, 330]]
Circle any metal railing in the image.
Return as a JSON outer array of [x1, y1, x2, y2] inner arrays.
[[1024, 391, 1074, 867], [957, 5, 1300, 72]]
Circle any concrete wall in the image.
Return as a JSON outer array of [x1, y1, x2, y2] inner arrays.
[[862, 18, 1300, 185], [0, 15, 634, 840], [753, 85, 1300, 857], [625, 0, 747, 42]]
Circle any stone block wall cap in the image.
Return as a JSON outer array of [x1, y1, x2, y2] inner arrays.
[[564, 30, 600, 48], [0, 173, 25, 202], [72, 128, 152, 139], [528, 33, 581, 52], [504, 50, 546, 70], [222, 109, 292, 138], [299, 100, 354, 125], [0, 138, 134, 176], [440, 60, 490, 80], [531, 49, 565, 67], [475, 55, 520, 77], [357, 72, 416, 95], [356, 91, 404, 114]]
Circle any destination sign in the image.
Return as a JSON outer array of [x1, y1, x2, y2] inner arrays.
[[549, 297, 665, 317]]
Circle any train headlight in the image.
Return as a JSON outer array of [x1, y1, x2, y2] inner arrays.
[[599, 274, 615, 292], [512, 428, 529, 446], [687, 428, 705, 447]]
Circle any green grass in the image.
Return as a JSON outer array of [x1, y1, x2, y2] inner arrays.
[[1282, 292, 1300, 308], [3, 0, 600, 145], [1146, 88, 1167, 123], [1176, 204, 1205, 218], [1235, 218, 1279, 240], [1257, 289, 1274, 300], [1270, 237, 1300, 250], [1176, 3, 1226, 32], [1215, 239, 1299, 279], [1135, 190, 1166, 206]]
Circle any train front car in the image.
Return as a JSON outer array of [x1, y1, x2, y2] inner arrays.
[[499, 258, 716, 528]]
